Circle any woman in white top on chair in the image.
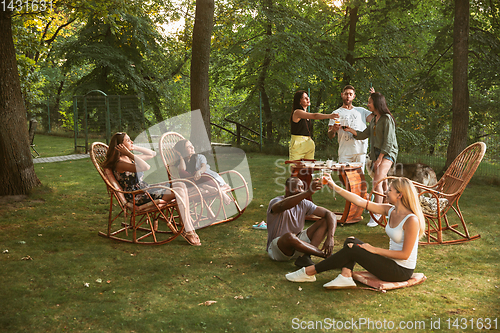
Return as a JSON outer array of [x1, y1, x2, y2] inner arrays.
[[285, 175, 425, 289]]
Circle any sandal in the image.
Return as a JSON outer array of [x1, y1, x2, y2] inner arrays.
[[252, 221, 267, 230], [181, 231, 201, 246]]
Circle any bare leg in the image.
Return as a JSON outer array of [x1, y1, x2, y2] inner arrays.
[[277, 233, 326, 258], [304, 265, 317, 276], [172, 183, 201, 246], [200, 184, 232, 205], [306, 217, 332, 248], [373, 159, 393, 204]]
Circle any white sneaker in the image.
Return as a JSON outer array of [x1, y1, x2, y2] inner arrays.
[[285, 267, 316, 282], [323, 274, 357, 289], [367, 214, 381, 227]]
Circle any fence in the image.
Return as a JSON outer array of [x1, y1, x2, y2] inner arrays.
[[73, 91, 145, 153]]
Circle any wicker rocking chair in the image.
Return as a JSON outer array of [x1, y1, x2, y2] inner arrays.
[[159, 132, 250, 228], [368, 142, 486, 245], [90, 142, 186, 245]]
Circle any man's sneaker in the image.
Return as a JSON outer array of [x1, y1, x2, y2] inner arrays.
[[323, 274, 357, 289], [367, 214, 381, 227], [294, 255, 314, 268], [285, 267, 316, 282]]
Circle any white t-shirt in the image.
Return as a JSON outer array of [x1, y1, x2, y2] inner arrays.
[[329, 107, 372, 165]]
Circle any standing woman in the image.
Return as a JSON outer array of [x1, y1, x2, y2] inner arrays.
[[285, 175, 425, 289], [344, 92, 398, 226], [102, 132, 201, 246], [289, 90, 338, 161]]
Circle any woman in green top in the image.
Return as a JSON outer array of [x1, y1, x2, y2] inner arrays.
[[344, 92, 398, 224]]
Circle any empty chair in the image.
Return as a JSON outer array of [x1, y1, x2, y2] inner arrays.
[[368, 142, 486, 245]]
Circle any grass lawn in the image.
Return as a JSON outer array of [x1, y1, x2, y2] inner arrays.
[[31, 133, 102, 157], [1, 145, 499, 332]]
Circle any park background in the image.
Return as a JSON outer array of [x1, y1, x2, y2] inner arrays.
[[6, 0, 500, 178], [1, 0, 500, 331]]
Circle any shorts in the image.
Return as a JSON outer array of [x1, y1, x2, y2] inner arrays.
[[267, 229, 311, 261], [373, 148, 395, 164], [289, 135, 315, 161]]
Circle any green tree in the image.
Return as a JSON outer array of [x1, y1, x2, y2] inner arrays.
[[190, 0, 215, 142], [0, 8, 41, 195], [446, 0, 470, 167]]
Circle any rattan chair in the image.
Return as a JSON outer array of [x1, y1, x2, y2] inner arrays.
[[90, 142, 186, 245], [159, 132, 249, 227], [369, 142, 486, 245]]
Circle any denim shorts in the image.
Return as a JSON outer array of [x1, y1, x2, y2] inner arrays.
[[373, 148, 395, 164]]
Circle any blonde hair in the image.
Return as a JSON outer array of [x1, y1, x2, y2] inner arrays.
[[390, 177, 425, 238]]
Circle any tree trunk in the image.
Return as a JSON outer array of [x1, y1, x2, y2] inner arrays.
[[257, 0, 274, 144], [445, 0, 470, 168], [50, 79, 65, 129], [152, 103, 164, 124], [190, 0, 214, 144], [343, 5, 359, 84], [0, 10, 41, 195]]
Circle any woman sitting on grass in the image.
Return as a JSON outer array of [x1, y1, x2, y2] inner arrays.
[[174, 139, 232, 205], [102, 132, 201, 246], [285, 174, 424, 289]]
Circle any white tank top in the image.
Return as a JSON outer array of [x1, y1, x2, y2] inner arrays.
[[385, 206, 418, 269]]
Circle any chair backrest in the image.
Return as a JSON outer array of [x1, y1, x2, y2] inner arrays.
[[28, 119, 37, 145], [89, 142, 128, 207], [159, 132, 186, 180], [439, 142, 486, 195]]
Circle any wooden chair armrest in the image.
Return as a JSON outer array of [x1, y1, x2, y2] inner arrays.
[[411, 180, 440, 191]]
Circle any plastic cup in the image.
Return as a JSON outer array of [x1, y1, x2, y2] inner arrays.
[[321, 170, 331, 185]]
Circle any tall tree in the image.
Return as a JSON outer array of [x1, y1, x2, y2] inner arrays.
[[343, 4, 359, 84], [256, 0, 274, 142], [0, 9, 41, 195], [446, 0, 470, 167], [190, 0, 214, 142]]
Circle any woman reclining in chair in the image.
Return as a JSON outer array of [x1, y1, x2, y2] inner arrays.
[[102, 132, 201, 246], [285, 175, 425, 289], [173, 139, 232, 205]]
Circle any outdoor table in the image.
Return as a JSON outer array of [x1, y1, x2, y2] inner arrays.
[[285, 159, 368, 224]]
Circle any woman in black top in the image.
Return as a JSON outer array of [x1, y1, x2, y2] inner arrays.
[[289, 90, 338, 160]]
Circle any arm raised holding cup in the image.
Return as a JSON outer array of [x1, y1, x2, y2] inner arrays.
[[333, 91, 398, 228]]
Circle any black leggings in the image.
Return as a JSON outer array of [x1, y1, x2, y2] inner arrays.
[[314, 237, 414, 282]]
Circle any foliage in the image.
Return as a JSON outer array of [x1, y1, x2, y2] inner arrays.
[[10, 0, 500, 162]]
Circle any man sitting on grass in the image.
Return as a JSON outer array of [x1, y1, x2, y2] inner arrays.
[[266, 177, 337, 267]]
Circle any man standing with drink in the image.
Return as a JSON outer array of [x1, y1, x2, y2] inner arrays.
[[328, 85, 377, 227]]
